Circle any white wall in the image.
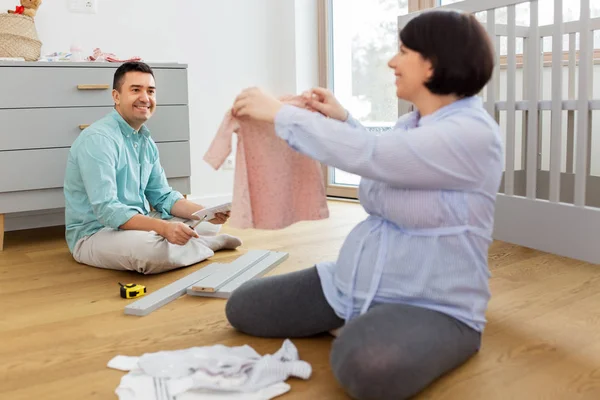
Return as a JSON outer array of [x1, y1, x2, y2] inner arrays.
[[0, 0, 180, 61], [294, 0, 320, 94], [1, 0, 319, 229], [174, 0, 319, 205]]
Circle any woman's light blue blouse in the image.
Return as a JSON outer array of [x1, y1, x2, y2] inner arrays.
[[274, 96, 504, 332]]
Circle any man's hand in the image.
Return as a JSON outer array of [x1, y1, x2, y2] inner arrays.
[[209, 211, 230, 225], [171, 199, 231, 227], [161, 222, 199, 246], [118, 214, 203, 246]]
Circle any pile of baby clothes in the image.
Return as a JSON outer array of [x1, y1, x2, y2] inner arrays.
[[107, 339, 312, 400]]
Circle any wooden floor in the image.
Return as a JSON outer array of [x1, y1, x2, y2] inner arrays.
[[1, 200, 600, 400]]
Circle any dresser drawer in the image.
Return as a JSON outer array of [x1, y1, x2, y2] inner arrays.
[[0, 106, 190, 151], [0, 66, 188, 109], [0, 178, 191, 214], [0, 142, 191, 192], [154, 142, 191, 178], [0, 148, 69, 192]]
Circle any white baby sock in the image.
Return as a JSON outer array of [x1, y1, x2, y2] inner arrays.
[[194, 234, 242, 252]]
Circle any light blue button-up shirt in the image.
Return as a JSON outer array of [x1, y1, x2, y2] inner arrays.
[[63, 109, 183, 252], [274, 96, 504, 332]]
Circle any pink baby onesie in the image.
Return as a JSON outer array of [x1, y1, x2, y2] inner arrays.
[[203, 96, 329, 230]]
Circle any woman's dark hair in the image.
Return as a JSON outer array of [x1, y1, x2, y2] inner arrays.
[[399, 9, 495, 97]]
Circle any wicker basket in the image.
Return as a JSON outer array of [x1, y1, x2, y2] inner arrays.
[[0, 13, 42, 61]]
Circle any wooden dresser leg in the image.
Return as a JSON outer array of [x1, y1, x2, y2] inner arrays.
[[0, 214, 4, 251]]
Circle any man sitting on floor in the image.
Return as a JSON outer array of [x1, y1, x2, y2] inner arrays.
[[63, 61, 240, 274]]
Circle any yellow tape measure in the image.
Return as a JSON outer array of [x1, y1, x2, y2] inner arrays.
[[119, 282, 147, 299]]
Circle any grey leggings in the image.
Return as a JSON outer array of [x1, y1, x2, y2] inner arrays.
[[225, 267, 481, 400]]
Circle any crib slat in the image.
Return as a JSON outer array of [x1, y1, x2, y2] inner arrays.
[[493, 17, 600, 38], [438, 0, 536, 14], [494, 34, 501, 122], [539, 17, 600, 36], [566, 33, 577, 174], [588, 110, 593, 176], [585, 17, 595, 177], [494, 24, 531, 38], [495, 99, 597, 111], [574, 0, 591, 206], [486, 9, 497, 117], [538, 32, 545, 172], [521, 39, 529, 171], [538, 111, 544, 171], [526, 0, 540, 199], [505, 5, 517, 196], [549, 0, 564, 203]]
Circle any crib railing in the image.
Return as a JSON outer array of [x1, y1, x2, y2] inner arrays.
[[398, 0, 600, 264]]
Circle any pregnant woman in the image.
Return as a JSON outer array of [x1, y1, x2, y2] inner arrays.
[[226, 9, 503, 400]]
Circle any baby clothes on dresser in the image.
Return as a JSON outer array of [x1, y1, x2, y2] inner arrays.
[[203, 96, 329, 230]]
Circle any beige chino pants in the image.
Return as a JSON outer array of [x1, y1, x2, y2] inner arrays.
[[72, 212, 240, 274]]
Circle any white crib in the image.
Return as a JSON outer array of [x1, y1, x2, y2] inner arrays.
[[398, 0, 600, 264]]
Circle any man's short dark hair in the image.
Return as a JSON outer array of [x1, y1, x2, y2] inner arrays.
[[399, 9, 495, 98], [113, 61, 155, 91]]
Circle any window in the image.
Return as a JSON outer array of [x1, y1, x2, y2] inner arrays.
[[321, 0, 414, 198]]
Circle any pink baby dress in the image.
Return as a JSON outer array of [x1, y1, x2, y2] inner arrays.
[[203, 96, 330, 230]]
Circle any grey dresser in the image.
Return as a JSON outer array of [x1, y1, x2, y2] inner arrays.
[[0, 61, 191, 250]]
